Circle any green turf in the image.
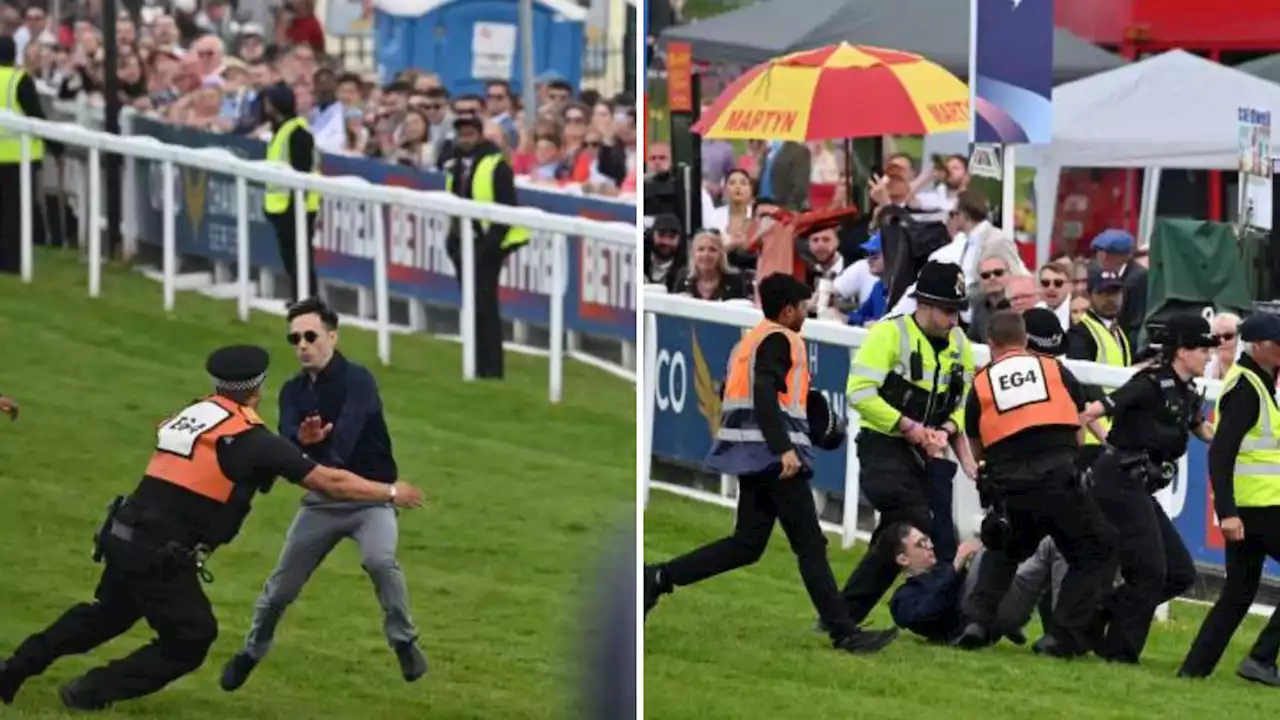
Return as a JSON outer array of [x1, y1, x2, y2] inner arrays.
[[645, 491, 1280, 720], [0, 248, 635, 719]]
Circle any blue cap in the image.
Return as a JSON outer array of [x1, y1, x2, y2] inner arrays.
[[1090, 229, 1135, 254], [536, 70, 566, 85], [860, 232, 882, 255], [1241, 313, 1280, 343]]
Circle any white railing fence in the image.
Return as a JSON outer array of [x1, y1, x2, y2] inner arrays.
[[642, 290, 1224, 552], [0, 110, 635, 404]]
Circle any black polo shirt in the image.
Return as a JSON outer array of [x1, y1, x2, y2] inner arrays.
[[278, 351, 398, 483]]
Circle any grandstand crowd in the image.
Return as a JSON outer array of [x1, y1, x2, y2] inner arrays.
[[639, 138, 1262, 382], [16, 0, 637, 200]]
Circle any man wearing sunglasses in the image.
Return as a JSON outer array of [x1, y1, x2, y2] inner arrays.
[[221, 298, 427, 691]]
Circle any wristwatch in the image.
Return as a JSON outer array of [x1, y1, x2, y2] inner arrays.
[[387, 484, 397, 503]]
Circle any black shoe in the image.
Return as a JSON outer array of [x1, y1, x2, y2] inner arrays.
[[833, 628, 898, 654], [951, 623, 991, 651], [0, 660, 26, 705], [59, 678, 109, 712], [1004, 629, 1028, 646], [1237, 657, 1280, 687], [1032, 635, 1078, 659], [395, 640, 428, 682], [220, 652, 259, 692], [644, 565, 660, 616]]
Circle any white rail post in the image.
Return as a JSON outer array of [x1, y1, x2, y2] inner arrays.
[[293, 189, 309, 301], [373, 202, 391, 366], [642, 311, 658, 510], [19, 133, 32, 282], [87, 147, 101, 297], [161, 159, 175, 312], [549, 232, 566, 403], [460, 219, 477, 382], [236, 176, 250, 321]]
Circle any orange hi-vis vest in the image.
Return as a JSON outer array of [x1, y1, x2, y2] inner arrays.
[[705, 320, 813, 476], [974, 350, 1079, 449], [144, 395, 264, 503]]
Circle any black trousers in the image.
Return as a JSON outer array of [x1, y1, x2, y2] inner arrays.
[[447, 227, 517, 380], [267, 206, 318, 301], [0, 162, 46, 274], [1181, 505, 1280, 677], [661, 471, 859, 640], [962, 454, 1116, 653], [840, 432, 957, 624], [1091, 457, 1196, 663], [2, 532, 216, 706]]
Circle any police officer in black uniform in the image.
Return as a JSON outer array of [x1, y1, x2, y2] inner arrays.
[[0, 346, 425, 711], [1080, 315, 1216, 664]]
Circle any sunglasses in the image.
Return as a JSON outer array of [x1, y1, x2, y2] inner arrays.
[[980, 269, 1006, 280], [1040, 278, 1066, 288], [287, 330, 321, 346], [1216, 332, 1237, 342]]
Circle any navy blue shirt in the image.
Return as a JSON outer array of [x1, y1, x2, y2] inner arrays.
[[278, 351, 398, 484], [889, 564, 966, 643]]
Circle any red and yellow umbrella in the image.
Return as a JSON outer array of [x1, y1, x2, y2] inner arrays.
[[692, 42, 971, 141]]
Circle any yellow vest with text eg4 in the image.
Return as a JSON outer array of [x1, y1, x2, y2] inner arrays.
[[1216, 364, 1280, 508], [1078, 313, 1132, 446], [446, 153, 530, 250], [0, 67, 43, 164], [263, 117, 320, 214]]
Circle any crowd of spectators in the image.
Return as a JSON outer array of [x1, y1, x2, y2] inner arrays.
[[644, 136, 1155, 349], [15, 0, 637, 200]]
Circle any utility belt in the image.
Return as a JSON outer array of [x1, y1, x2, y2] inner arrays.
[[975, 463, 1012, 551], [1099, 448, 1176, 495], [880, 371, 962, 430], [93, 496, 214, 583]]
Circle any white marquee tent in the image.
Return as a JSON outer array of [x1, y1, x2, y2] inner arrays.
[[922, 50, 1280, 259]]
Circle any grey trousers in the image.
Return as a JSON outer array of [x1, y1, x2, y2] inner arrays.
[[963, 537, 1068, 635], [242, 504, 418, 660]]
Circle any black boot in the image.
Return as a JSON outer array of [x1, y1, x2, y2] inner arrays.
[[833, 628, 898, 654], [0, 660, 29, 705], [644, 565, 671, 617], [220, 652, 259, 692], [395, 640, 428, 682]]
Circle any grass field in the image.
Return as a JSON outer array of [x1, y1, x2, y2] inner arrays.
[[0, 249, 635, 719], [645, 491, 1280, 720]]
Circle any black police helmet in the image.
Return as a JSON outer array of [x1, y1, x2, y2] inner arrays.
[[806, 390, 847, 451]]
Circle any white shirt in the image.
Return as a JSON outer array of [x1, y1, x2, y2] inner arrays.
[[1035, 299, 1072, 331], [832, 258, 877, 305]]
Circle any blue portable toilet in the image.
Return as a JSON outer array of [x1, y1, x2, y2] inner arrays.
[[373, 0, 587, 97]]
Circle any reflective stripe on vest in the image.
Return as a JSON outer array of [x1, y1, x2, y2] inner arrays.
[[847, 314, 973, 432], [1216, 365, 1280, 507], [1078, 313, 1131, 446], [974, 351, 1080, 448], [0, 67, 43, 164], [143, 395, 264, 503], [264, 117, 321, 214], [705, 320, 813, 475], [446, 153, 531, 250]]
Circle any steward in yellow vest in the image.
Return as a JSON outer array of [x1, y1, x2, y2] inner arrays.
[[644, 273, 898, 656], [443, 115, 528, 380], [261, 84, 319, 300], [0, 36, 60, 274], [1067, 267, 1132, 468], [835, 260, 976, 629], [1181, 312, 1280, 684]]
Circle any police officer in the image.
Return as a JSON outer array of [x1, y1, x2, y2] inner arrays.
[[1080, 315, 1215, 664], [0, 346, 425, 711], [1067, 267, 1133, 471], [263, 83, 321, 301], [839, 260, 977, 626], [444, 114, 529, 380], [955, 311, 1115, 657], [644, 273, 898, 655], [0, 35, 59, 271], [1180, 313, 1280, 685]]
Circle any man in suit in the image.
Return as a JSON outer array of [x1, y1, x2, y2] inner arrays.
[[1089, 229, 1148, 347]]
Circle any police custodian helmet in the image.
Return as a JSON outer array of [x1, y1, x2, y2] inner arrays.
[[806, 390, 847, 451]]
